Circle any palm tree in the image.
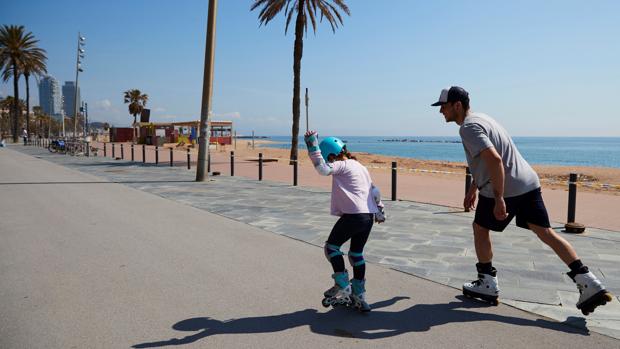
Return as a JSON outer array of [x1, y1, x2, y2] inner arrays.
[[0, 96, 26, 140], [22, 57, 47, 137], [3, 59, 48, 139], [251, 0, 350, 163], [123, 89, 148, 144], [0, 97, 10, 137], [0, 25, 47, 142]]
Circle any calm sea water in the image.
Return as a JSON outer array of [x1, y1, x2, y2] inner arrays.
[[260, 136, 620, 168]]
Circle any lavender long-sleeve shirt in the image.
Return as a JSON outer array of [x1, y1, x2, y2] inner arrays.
[[309, 151, 380, 216]]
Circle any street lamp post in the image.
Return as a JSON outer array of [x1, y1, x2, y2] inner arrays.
[[61, 106, 65, 138], [84, 102, 88, 137], [73, 32, 85, 140]]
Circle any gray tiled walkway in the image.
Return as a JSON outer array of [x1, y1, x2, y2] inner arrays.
[[12, 145, 620, 339]]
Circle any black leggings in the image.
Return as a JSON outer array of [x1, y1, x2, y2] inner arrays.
[[326, 213, 373, 280]]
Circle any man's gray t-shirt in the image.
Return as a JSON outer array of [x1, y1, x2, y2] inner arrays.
[[459, 112, 540, 198]]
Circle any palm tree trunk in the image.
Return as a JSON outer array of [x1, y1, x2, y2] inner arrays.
[[25, 73, 30, 138], [11, 58, 20, 143], [133, 114, 137, 144], [290, 0, 305, 164]]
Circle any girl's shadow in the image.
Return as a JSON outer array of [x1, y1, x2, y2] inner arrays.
[[132, 296, 587, 348]]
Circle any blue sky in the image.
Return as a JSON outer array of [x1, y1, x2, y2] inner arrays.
[[2, 0, 619, 136]]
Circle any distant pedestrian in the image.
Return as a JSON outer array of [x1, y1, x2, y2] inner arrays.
[[304, 130, 385, 312], [432, 86, 612, 314], [22, 128, 28, 145]]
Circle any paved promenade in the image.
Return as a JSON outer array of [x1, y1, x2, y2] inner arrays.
[[1, 145, 619, 347]]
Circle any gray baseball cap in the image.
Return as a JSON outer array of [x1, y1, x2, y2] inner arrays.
[[431, 86, 469, 106]]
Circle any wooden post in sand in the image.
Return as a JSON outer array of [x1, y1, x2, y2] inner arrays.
[[259, 153, 263, 181], [142, 145, 146, 163], [305, 88, 309, 132]]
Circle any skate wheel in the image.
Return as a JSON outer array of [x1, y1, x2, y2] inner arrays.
[[491, 299, 500, 306], [581, 309, 591, 316], [322, 298, 331, 308], [603, 293, 614, 302]]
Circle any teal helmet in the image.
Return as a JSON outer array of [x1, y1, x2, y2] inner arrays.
[[319, 137, 346, 162]]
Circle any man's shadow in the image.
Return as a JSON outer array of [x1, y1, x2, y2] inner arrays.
[[132, 296, 587, 348]]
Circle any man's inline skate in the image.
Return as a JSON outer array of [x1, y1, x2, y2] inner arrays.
[[463, 271, 500, 306], [571, 271, 614, 315]]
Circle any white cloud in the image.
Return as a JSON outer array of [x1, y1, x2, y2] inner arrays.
[[157, 115, 178, 121], [95, 99, 113, 110], [214, 111, 241, 119]]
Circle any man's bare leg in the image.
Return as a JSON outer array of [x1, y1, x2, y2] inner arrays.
[[527, 223, 578, 265]]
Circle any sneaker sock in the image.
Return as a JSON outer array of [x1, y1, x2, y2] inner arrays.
[[476, 262, 497, 277], [567, 259, 590, 279]]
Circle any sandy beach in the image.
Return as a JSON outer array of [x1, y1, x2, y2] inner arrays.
[[226, 139, 620, 194], [92, 140, 620, 231]]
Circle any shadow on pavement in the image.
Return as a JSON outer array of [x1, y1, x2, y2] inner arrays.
[[132, 296, 587, 347]]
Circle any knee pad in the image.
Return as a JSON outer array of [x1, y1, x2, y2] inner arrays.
[[324, 243, 343, 261], [348, 251, 365, 267]]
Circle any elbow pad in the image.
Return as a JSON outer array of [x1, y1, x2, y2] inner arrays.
[[371, 185, 386, 223], [314, 161, 333, 176], [371, 185, 384, 208]]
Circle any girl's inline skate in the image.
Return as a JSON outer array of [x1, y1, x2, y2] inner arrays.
[[322, 271, 352, 308]]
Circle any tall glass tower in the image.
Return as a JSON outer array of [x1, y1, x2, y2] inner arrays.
[[38, 75, 63, 119], [62, 81, 81, 118]]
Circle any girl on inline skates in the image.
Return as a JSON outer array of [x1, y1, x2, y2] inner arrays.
[[304, 130, 385, 312]]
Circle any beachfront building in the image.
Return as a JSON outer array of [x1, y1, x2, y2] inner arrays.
[[208, 120, 233, 145], [62, 81, 80, 118], [132, 120, 233, 146], [38, 75, 63, 120]]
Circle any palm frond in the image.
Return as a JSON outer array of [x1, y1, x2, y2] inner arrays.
[[285, 5, 296, 34], [0, 25, 48, 81], [305, 0, 317, 34], [124, 89, 148, 117], [252, 0, 349, 35]]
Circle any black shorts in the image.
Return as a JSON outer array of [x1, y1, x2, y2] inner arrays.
[[474, 187, 551, 232]]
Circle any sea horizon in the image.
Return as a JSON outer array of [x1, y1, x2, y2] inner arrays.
[[255, 136, 620, 169]]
